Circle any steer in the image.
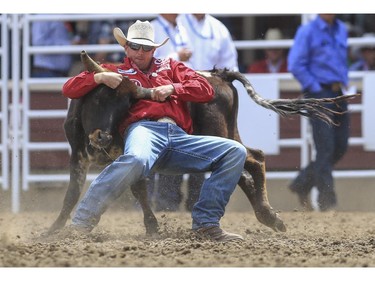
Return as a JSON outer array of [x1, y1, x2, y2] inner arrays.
[[48, 51, 355, 235]]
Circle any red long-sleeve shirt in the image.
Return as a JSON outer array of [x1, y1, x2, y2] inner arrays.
[[62, 57, 214, 134], [247, 59, 288, 74]]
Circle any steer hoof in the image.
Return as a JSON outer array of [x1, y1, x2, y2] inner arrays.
[[46, 219, 66, 236], [144, 215, 159, 236], [255, 207, 287, 232], [272, 213, 287, 232], [145, 225, 159, 236]]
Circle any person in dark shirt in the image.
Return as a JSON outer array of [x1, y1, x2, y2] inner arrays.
[[350, 33, 375, 71]]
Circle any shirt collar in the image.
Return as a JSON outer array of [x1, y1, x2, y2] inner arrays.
[[316, 15, 338, 32], [125, 57, 159, 74]]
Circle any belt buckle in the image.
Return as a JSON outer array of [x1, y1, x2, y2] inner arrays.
[[331, 83, 341, 92], [157, 117, 176, 125]]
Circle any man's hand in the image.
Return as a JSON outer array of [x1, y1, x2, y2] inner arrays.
[[151, 85, 175, 102], [178, 47, 192, 62], [94, 72, 123, 89]]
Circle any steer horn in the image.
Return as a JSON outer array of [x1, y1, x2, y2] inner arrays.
[[80, 50, 106, 73], [80, 50, 152, 99]]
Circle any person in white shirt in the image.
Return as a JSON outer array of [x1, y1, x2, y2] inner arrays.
[[178, 13, 239, 71], [147, 14, 195, 211], [151, 14, 193, 67], [151, 14, 239, 212]]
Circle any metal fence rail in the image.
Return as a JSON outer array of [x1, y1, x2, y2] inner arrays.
[[0, 14, 9, 190]]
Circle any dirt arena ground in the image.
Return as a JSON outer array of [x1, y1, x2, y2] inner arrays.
[[1, 209, 375, 268], [1, 178, 375, 280]]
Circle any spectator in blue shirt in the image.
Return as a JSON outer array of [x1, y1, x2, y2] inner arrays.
[[31, 20, 77, 77], [287, 14, 350, 211]]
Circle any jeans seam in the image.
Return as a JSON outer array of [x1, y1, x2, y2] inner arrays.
[[168, 147, 213, 162]]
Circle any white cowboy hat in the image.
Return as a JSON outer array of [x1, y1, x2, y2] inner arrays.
[[113, 20, 169, 48], [265, 28, 283, 40]]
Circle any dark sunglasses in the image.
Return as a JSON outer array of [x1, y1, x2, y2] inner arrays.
[[127, 42, 154, 52]]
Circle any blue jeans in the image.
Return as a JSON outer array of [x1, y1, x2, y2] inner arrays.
[[72, 120, 247, 230], [291, 88, 349, 209]]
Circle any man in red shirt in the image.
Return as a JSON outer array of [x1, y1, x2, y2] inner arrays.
[[247, 28, 288, 74], [62, 20, 246, 242]]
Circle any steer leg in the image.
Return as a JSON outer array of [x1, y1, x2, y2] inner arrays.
[[47, 154, 89, 234], [131, 179, 159, 235], [238, 147, 286, 232]]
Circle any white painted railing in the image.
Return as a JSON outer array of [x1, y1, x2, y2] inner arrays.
[[0, 14, 10, 191]]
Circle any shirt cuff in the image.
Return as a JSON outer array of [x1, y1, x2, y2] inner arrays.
[[309, 83, 322, 93], [172, 83, 182, 94]]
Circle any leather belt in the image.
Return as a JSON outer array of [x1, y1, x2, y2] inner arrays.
[[156, 117, 176, 125], [320, 82, 342, 92]]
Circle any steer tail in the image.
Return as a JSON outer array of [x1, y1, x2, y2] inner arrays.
[[215, 69, 358, 126]]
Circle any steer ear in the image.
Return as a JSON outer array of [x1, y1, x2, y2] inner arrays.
[[80, 50, 106, 73]]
